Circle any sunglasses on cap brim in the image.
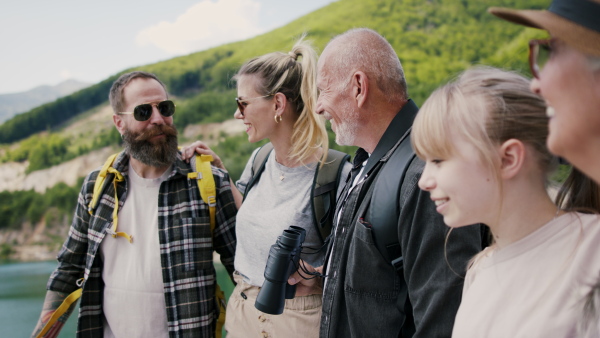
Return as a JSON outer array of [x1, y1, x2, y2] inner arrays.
[[117, 100, 176, 121]]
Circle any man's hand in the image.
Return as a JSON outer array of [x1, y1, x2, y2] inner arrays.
[[181, 141, 225, 170], [288, 260, 324, 297]]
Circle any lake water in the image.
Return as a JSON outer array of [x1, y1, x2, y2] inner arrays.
[[0, 260, 234, 337], [0, 261, 77, 337]]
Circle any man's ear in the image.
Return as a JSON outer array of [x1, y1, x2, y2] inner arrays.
[[500, 139, 525, 179], [351, 71, 369, 108], [274, 92, 287, 115], [113, 114, 126, 136]]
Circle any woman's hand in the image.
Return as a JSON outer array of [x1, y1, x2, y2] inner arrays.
[[288, 260, 324, 296], [181, 141, 225, 170], [182, 140, 243, 208]]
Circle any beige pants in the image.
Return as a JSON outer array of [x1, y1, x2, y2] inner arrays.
[[225, 272, 322, 338]]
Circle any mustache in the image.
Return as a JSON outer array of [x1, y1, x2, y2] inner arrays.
[[134, 124, 178, 141]]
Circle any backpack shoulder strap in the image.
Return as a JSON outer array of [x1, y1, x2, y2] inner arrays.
[[188, 154, 217, 230], [36, 287, 83, 338], [244, 143, 350, 243], [89, 152, 131, 243], [243, 142, 273, 202], [88, 152, 119, 214], [188, 154, 226, 338], [367, 132, 415, 273], [187, 154, 225, 338], [311, 149, 351, 242]]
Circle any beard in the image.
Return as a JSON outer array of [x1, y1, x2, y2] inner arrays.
[[334, 102, 360, 146], [122, 124, 179, 168]]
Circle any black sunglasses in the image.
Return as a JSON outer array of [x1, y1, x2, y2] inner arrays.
[[235, 94, 274, 116], [118, 100, 176, 121], [529, 39, 553, 79]]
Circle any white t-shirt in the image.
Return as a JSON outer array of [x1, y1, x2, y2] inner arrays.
[[99, 163, 171, 338], [234, 149, 351, 286], [452, 212, 600, 338]]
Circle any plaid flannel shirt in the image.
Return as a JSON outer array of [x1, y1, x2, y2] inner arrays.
[[46, 152, 237, 338]]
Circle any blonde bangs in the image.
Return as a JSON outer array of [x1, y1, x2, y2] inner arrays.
[[413, 85, 467, 160], [413, 76, 493, 168], [412, 89, 455, 160]]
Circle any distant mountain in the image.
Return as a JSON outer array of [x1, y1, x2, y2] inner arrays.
[[0, 79, 90, 123], [0, 0, 552, 261], [0, 0, 548, 145]]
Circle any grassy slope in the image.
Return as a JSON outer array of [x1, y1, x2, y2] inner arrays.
[[0, 0, 559, 260], [141, 0, 548, 104], [0, 0, 552, 202]]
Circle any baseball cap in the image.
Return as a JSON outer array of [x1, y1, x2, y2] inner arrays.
[[489, 0, 600, 57]]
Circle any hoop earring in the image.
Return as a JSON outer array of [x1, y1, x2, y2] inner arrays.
[[274, 115, 282, 123]]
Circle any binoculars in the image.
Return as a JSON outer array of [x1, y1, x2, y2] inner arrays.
[[255, 225, 306, 315]]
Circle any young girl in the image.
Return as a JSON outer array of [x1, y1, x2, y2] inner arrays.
[[412, 66, 600, 337]]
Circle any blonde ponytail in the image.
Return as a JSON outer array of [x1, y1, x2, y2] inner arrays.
[[234, 34, 328, 166]]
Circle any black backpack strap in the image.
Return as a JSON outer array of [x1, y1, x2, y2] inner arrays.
[[367, 130, 415, 273], [243, 143, 273, 202], [243, 143, 350, 244], [311, 149, 351, 242]]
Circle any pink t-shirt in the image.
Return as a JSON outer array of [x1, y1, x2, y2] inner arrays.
[[453, 212, 600, 338]]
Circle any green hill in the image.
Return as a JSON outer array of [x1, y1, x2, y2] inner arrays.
[[0, 0, 548, 145], [0, 0, 551, 244]]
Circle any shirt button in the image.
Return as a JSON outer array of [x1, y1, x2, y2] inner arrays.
[[258, 315, 266, 322], [262, 331, 269, 338]]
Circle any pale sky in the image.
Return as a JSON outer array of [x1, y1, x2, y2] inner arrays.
[[0, 0, 336, 94]]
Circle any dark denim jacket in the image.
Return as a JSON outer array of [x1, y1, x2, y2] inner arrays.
[[321, 100, 485, 338]]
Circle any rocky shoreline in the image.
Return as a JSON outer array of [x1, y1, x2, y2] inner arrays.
[[9, 244, 58, 262], [0, 217, 65, 262]]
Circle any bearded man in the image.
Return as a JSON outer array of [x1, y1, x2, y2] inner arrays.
[[32, 71, 237, 338]]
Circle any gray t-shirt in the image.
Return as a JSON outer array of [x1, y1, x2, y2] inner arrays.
[[235, 148, 350, 286]]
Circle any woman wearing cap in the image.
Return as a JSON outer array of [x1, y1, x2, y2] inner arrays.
[[489, 1, 600, 337], [489, 0, 600, 184]]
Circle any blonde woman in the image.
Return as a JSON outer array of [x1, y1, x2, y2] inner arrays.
[[184, 37, 351, 337], [412, 66, 600, 337]]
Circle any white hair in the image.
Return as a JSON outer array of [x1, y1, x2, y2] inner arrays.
[[324, 28, 408, 103]]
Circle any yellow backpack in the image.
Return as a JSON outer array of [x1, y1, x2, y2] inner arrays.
[[188, 154, 227, 338], [38, 153, 226, 338]]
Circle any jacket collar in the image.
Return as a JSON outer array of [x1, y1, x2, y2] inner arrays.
[[359, 99, 419, 177]]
